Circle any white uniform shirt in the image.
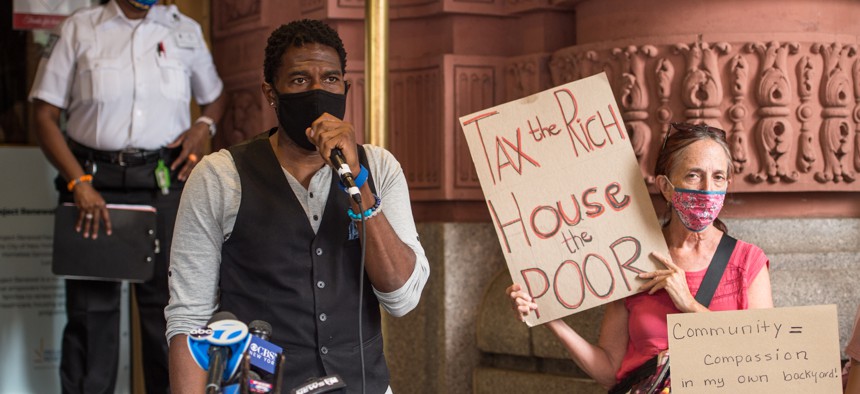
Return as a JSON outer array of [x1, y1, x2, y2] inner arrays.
[[29, 0, 223, 151]]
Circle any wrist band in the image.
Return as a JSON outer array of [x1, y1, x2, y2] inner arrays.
[[67, 174, 93, 192], [340, 164, 368, 192], [347, 194, 382, 222], [195, 115, 216, 136]]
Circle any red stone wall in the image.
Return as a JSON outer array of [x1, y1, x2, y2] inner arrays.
[[210, 0, 860, 221]]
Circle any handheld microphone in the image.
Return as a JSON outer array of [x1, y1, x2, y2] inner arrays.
[[330, 148, 361, 204], [187, 311, 251, 394]]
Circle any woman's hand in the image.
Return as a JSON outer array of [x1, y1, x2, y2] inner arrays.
[[638, 252, 706, 313], [506, 283, 538, 322]]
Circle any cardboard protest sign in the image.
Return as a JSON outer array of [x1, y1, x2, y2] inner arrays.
[[459, 72, 668, 326], [667, 305, 842, 394]]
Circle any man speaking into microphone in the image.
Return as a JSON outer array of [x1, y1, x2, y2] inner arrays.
[[164, 19, 429, 393]]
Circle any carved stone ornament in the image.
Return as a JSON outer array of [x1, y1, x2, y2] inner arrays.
[[728, 54, 749, 173], [796, 55, 817, 173], [853, 58, 860, 172], [613, 45, 656, 183], [811, 43, 856, 183], [673, 40, 730, 129], [546, 39, 860, 192], [654, 57, 675, 150], [506, 60, 538, 99], [746, 41, 799, 184]]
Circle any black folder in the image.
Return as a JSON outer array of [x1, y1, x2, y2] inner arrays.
[[52, 203, 158, 282]]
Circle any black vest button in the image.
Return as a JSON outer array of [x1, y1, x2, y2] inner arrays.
[[316, 248, 323, 256], [317, 281, 325, 289], [320, 346, 328, 355], [319, 313, 327, 322]]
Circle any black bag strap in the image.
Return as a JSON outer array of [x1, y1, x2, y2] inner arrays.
[[609, 357, 657, 394], [694, 234, 737, 308]]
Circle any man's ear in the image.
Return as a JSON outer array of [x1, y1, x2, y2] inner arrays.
[[261, 82, 277, 107]]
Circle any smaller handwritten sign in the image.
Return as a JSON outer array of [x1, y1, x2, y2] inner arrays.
[[667, 305, 842, 394]]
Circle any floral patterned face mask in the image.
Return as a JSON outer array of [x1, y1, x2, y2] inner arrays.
[[663, 177, 726, 232]]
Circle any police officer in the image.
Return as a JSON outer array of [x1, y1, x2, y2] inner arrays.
[[29, 0, 224, 392]]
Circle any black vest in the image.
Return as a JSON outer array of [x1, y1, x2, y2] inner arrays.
[[222, 129, 388, 393]]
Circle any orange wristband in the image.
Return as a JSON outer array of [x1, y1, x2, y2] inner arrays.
[[67, 174, 93, 192]]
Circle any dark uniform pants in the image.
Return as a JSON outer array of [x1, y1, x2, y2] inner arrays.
[[58, 150, 181, 394]]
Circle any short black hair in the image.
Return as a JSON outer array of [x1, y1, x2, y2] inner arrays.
[[263, 19, 347, 84]]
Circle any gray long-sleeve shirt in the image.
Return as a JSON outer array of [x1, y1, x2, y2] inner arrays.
[[165, 144, 429, 342]]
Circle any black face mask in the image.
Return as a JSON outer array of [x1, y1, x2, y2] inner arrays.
[[274, 88, 347, 151]]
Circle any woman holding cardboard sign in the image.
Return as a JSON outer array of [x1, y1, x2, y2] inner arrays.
[[507, 123, 773, 393]]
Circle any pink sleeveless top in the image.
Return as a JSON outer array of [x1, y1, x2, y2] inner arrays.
[[615, 239, 769, 382]]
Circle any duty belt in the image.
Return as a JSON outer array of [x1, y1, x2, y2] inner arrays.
[[68, 139, 167, 167]]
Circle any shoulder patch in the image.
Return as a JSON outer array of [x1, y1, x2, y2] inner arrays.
[[43, 34, 59, 59]]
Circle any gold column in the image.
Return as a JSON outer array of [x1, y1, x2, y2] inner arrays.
[[364, 0, 388, 148], [365, 0, 391, 357]]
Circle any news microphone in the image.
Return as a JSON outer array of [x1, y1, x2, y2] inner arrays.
[[223, 370, 274, 394], [205, 312, 248, 393], [246, 320, 283, 375], [187, 311, 251, 394], [330, 148, 361, 204], [248, 320, 272, 341], [290, 375, 347, 394], [222, 320, 282, 393]]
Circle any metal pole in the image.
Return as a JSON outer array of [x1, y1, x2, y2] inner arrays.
[[364, 0, 388, 148]]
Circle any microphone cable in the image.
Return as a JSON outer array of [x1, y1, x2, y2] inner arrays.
[[358, 205, 367, 394], [335, 147, 367, 393]]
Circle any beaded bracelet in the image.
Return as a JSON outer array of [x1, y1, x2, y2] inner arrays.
[[340, 164, 368, 193], [347, 194, 382, 222], [67, 174, 93, 192]]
